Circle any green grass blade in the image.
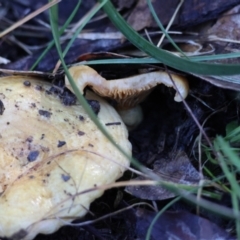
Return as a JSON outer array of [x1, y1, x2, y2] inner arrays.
[[190, 52, 240, 62], [146, 0, 187, 57], [215, 137, 240, 237], [214, 137, 240, 198], [48, 0, 160, 179], [146, 196, 181, 240], [225, 126, 240, 143], [161, 181, 240, 220], [98, 0, 240, 75], [79, 51, 240, 65], [203, 166, 230, 192], [61, 1, 109, 62], [232, 191, 240, 239], [216, 137, 240, 172], [79, 58, 161, 65], [30, 0, 82, 70]]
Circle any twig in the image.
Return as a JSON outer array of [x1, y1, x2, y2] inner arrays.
[[157, 0, 184, 47]]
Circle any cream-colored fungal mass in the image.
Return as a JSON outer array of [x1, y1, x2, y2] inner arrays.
[[65, 65, 189, 110], [0, 76, 131, 240]]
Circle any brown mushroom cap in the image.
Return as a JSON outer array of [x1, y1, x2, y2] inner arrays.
[[0, 76, 131, 239], [65, 65, 189, 110]]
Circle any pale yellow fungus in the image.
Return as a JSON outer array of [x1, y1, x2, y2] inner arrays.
[[0, 76, 131, 240]]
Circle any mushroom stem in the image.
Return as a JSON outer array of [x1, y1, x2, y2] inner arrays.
[[65, 65, 189, 109]]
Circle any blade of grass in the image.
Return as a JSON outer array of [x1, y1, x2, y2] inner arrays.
[[232, 190, 240, 239], [82, 51, 240, 64], [225, 127, 240, 142], [214, 137, 240, 238], [98, 0, 240, 75], [214, 137, 240, 198], [30, 0, 82, 70], [53, 1, 108, 73], [147, 0, 186, 57], [77, 50, 240, 65], [190, 52, 240, 62], [146, 196, 181, 240], [79, 58, 161, 65], [203, 166, 230, 192], [48, 0, 161, 180], [216, 136, 240, 172], [162, 182, 240, 220]]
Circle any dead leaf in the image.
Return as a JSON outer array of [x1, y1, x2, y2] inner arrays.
[[208, 5, 240, 44], [127, 0, 179, 31], [179, 0, 240, 27], [127, 0, 240, 31], [190, 74, 240, 92], [134, 208, 232, 240], [126, 151, 200, 200]]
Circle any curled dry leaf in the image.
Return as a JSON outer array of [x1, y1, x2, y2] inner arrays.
[[0, 76, 131, 239], [65, 65, 189, 110]]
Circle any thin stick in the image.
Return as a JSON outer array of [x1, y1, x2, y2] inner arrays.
[[157, 0, 184, 47]]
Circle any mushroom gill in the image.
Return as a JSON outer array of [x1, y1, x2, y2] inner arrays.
[[65, 65, 189, 110]]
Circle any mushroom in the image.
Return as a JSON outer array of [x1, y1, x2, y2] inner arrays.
[[65, 65, 189, 110], [65, 65, 189, 129], [0, 75, 131, 239]]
